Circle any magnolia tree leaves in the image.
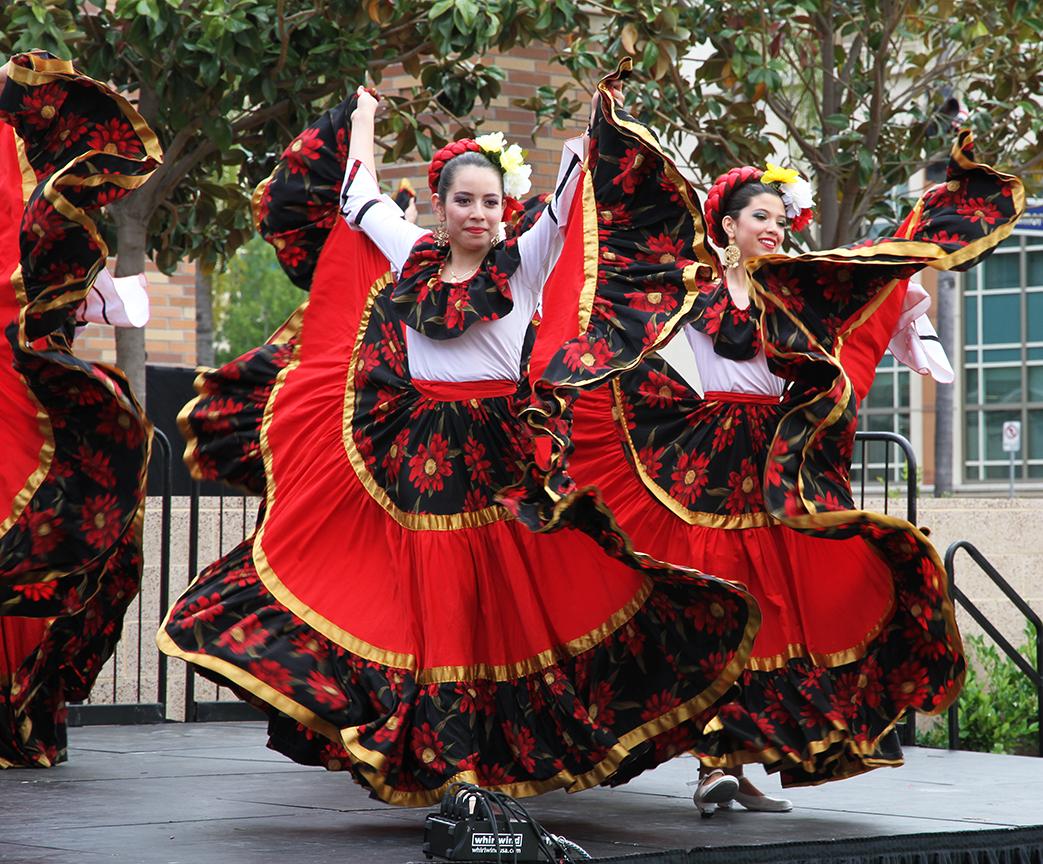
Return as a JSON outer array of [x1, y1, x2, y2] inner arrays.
[[549, 0, 1043, 247]]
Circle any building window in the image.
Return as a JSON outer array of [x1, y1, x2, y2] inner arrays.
[[853, 354, 911, 485], [962, 234, 1043, 480]]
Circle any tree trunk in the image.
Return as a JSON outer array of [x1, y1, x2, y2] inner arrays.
[[816, 10, 839, 248], [195, 268, 214, 368], [933, 270, 956, 496], [108, 196, 151, 408]]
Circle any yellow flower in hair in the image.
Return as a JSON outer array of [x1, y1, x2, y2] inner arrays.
[[475, 131, 507, 153], [762, 162, 800, 184]]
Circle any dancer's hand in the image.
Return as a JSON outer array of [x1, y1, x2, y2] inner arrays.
[[351, 85, 379, 123]]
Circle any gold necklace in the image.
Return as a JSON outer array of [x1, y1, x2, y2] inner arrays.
[[443, 259, 481, 283]]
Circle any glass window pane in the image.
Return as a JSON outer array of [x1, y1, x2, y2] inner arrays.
[[965, 368, 979, 404], [981, 294, 1020, 344], [964, 294, 978, 346], [1029, 410, 1043, 459], [985, 464, 1011, 479], [865, 413, 895, 433], [982, 348, 1021, 362], [897, 412, 911, 440], [898, 371, 910, 408], [1029, 292, 1043, 342], [964, 411, 980, 473], [983, 366, 1022, 404], [1030, 367, 1043, 403], [985, 410, 1021, 460], [983, 253, 1020, 290], [877, 355, 894, 369], [864, 374, 894, 409], [964, 268, 978, 292], [1030, 347, 1043, 360], [1029, 251, 1043, 288]]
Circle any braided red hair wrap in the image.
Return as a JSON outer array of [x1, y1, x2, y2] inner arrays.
[[702, 166, 764, 248]]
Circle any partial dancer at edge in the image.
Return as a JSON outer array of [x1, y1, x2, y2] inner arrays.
[[548, 72, 1023, 811], [159, 83, 758, 806], [0, 52, 159, 767]]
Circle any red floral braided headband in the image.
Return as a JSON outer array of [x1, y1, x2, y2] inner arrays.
[[427, 134, 532, 220], [703, 164, 815, 248]]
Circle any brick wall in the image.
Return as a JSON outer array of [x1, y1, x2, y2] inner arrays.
[[74, 43, 587, 369]]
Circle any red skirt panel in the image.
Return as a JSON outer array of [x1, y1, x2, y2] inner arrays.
[[569, 384, 895, 669]]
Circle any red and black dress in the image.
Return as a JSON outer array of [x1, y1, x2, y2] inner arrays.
[[551, 106, 1023, 785], [159, 91, 759, 806], [0, 52, 158, 767]]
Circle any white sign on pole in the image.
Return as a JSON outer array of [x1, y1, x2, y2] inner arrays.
[[1002, 420, 1022, 452]]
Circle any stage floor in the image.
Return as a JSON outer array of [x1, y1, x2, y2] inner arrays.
[[3, 722, 1041, 863]]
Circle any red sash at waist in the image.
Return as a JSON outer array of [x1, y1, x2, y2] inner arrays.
[[412, 378, 517, 401], [703, 390, 782, 405]]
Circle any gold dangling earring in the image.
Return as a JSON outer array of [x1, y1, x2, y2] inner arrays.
[[434, 223, 449, 247], [723, 242, 740, 268]]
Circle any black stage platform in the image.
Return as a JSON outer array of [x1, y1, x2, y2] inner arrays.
[[3, 723, 1041, 864]]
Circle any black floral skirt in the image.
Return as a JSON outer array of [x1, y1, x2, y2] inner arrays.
[[161, 221, 759, 806], [0, 337, 150, 768], [0, 53, 156, 768], [566, 352, 963, 787]]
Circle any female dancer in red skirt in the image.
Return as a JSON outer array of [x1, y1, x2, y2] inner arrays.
[[549, 73, 1024, 812], [159, 83, 759, 806], [0, 52, 158, 767]]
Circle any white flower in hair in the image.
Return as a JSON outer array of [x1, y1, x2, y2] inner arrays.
[[762, 162, 812, 220], [503, 162, 532, 198], [474, 130, 532, 198], [780, 176, 813, 216]]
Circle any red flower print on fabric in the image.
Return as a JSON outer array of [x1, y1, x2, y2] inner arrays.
[[637, 370, 686, 408], [613, 147, 653, 194], [669, 450, 710, 506], [408, 434, 453, 494], [282, 128, 324, 174], [957, 198, 1002, 227], [87, 117, 143, 156], [625, 283, 680, 315], [562, 335, 615, 374]]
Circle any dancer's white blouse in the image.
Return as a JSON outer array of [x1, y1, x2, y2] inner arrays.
[[340, 139, 584, 384]]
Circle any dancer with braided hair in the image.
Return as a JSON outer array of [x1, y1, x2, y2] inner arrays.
[[557, 107, 1023, 810], [159, 85, 759, 806]]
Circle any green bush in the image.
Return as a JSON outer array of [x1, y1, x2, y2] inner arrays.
[[918, 625, 1039, 756]]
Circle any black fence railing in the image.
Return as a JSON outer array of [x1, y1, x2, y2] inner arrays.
[[944, 541, 1043, 757], [853, 430, 917, 524]]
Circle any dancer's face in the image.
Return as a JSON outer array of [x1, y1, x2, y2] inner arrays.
[[723, 192, 787, 264], [432, 165, 503, 256]]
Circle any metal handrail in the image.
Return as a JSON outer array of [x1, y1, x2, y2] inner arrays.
[[853, 430, 917, 525], [944, 540, 1043, 757]]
